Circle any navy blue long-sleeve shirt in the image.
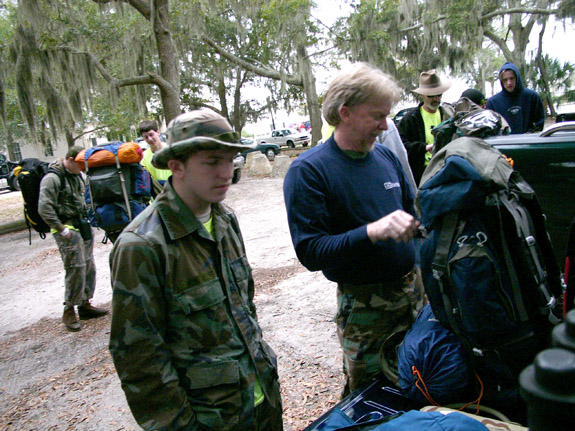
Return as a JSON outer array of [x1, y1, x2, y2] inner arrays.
[[283, 136, 416, 285]]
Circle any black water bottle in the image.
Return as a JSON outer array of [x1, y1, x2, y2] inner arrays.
[[519, 348, 575, 431]]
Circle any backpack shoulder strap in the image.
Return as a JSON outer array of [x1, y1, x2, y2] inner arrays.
[[497, 190, 561, 325], [45, 167, 66, 196], [431, 211, 492, 357], [114, 156, 132, 221], [431, 211, 459, 279], [431, 211, 476, 349], [492, 192, 529, 322]]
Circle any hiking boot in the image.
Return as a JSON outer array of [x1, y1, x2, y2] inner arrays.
[[62, 306, 81, 332], [78, 301, 109, 320]]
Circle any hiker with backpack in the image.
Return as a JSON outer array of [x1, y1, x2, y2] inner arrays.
[[38, 146, 108, 332]]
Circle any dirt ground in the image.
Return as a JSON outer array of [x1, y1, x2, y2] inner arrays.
[[0, 175, 345, 430]]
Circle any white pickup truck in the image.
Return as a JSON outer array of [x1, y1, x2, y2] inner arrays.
[[258, 128, 310, 148]]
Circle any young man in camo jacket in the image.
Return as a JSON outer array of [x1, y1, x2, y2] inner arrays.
[[109, 110, 283, 431]]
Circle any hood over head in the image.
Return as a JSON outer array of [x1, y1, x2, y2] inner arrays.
[[499, 62, 524, 96]]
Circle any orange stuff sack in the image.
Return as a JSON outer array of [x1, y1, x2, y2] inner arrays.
[[75, 142, 143, 170]]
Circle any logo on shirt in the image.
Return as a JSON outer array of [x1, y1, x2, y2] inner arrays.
[[384, 182, 400, 190], [508, 106, 521, 115]]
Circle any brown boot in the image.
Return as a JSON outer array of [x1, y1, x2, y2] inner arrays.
[[62, 306, 81, 332], [78, 301, 109, 320]]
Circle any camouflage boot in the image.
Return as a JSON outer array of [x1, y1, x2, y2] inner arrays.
[[62, 306, 81, 332]]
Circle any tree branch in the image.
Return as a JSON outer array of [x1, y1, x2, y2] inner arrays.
[[91, 0, 151, 20], [399, 7, 559, 33], [400, 15, 447, 33], [55, 46, 173, 92], [116, 73, 170, 88], [483, 28, 514, 60], [200, 36, 304, 87], [481, 7, 557, 22], [306, 45, 338, 59], [194, 102, 221, 113], [73, 125, 109, 140]]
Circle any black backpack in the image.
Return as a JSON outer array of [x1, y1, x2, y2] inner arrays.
[[15, 158, 64, 243], [417, 137, 562, 418]]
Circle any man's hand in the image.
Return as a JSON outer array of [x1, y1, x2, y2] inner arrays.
[[366, 210, 420, 244]]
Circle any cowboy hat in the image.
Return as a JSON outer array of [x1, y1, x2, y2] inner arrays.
[[412, 69, 451, 96]]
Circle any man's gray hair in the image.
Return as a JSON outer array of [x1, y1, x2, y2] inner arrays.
[[322, 63, 401, 127]]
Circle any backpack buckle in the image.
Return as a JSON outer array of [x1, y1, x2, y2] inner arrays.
[[456, 235, 469, 247], [475, 231, 488, 246], [472, 348, 484, 357]]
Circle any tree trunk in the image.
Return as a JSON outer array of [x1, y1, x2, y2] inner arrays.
[[65, 129, 75, 148], [507, 8, 535, 77], [217, 76, 229, 120], [536, 23, 556, 117], [91, 0, 182, 124], [297, 44, 321, 146], [152, 0, 181, 123], [232, 72, 245, 135]]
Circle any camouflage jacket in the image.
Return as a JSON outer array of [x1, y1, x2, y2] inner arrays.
[[109, 181, 281, 431], [38, 160, 86, 232]]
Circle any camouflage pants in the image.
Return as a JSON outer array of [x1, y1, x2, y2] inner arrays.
[[253, 394, 283, 431], [336, 266, 426, 394], [54, 229, 96, 307]]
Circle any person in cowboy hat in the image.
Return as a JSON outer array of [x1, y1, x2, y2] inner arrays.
[[109, 109, 284, 431], [397, 69, 454, 186]]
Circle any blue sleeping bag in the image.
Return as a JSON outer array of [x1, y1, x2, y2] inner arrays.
[[312, 410, 488, 431], [397, 305, 474, 405]]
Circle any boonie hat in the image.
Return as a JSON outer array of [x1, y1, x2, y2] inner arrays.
[[412, 69, 451, 96], [152, 110, 255, 169]]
